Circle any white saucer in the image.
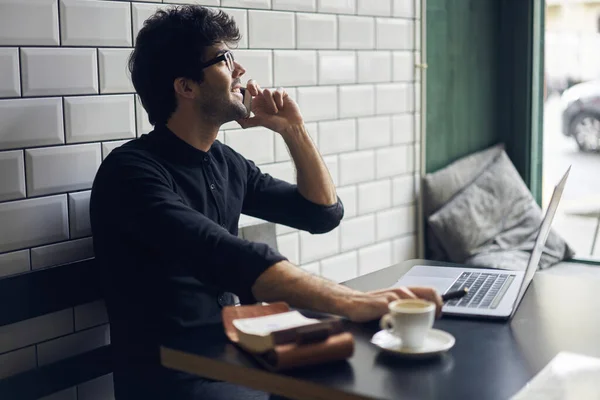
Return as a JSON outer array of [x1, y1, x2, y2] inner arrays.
[[370, 329, 455, 358]]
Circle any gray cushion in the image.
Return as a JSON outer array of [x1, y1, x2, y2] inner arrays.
[[422, 143, 505, 217], [427, 150, 574, 271], [422, 143, 505, 259]]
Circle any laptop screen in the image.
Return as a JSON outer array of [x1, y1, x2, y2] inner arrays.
[[510, 166, 571, 316]]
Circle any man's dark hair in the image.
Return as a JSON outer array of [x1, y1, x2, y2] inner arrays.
[[129, 6, 240, 125]]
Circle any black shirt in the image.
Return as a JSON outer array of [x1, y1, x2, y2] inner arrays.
[[89, 125, 343, 397]]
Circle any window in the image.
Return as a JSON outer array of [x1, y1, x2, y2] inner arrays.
[[543, 6, 600, 263]]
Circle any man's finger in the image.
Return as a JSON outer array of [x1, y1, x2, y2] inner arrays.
[[246, 79, 261, 96], [395, 286, 418, 299], [261, 88, 278, 114], [274, 88, 285, 109], [383, 292, 400, 303], [409, 287, 443, 318]]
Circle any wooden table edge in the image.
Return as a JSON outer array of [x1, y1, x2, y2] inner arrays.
[[160, 346, 375, 400]]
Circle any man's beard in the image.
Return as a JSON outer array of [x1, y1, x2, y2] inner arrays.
[[196, 92, 246, 125]]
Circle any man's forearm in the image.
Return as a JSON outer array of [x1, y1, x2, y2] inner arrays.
[[280, 124, 337, 206], [251, 260, 357, 318]]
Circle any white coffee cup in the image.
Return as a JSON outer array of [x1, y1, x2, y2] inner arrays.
[[379, 299, 435, 349]]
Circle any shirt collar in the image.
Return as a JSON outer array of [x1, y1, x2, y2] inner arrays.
[[148, 125, 212, 166]]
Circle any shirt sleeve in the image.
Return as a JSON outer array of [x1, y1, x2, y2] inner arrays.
[[239, 157, 344, 234], [91, 150, 287, 302]]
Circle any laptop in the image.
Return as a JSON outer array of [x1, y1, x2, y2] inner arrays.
[[393, 167, 571, 320]]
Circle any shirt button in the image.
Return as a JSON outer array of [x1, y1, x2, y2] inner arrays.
[[203, 156, 209, 162], [210, 183, 216, 190]]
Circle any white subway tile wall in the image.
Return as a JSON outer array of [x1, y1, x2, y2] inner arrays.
[[339, 84, 375, 118], [0, 346, 36, 379], [0, 48, 20, 97], [25, 144, 102, 196], [0, 97, 64, 149], [60, 0, 132, 47], [30, 237, 94, 270], [0, 0, 60, 46], [20, 48, 99, 97], [273, 0, 316, 12], [248, 10, 295, 49], [273, 50, 317, 87], [358, 51, 392, 83], [296, 86, 338, 121], [321, 251, 358, 283], [357, 0, 391, 17], [357, 115, 391, 149], [318, 51, 356, 85], [276, 232, 300, 265], [317, 0, 355, 15], [358, 241, 392, 275], [232, 50, 273, 87], [338, 16, 375, 49], [0, 150, 26, 201], [340, 214, 375, 251], [74, 300, 109, 331], [37, 325, 110, 366], [0, 250, 30, 278], [64, 95, 136, 143], [68, 191, 92, 239], [77, 374, 114, 400], [0, 195, 69, 253], [358, 179, 391, 214], [0, 1, 420, 397], [0, 309, 73, 354], [336, 185, 357, 218], [296, 13, 337, 49], [318, 119, 356, 155]]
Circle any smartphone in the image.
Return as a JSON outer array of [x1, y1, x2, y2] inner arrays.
[[240, 88, 252, 117]]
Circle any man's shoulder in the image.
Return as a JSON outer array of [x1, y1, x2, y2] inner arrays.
[[95, 136, 170, 186], [103, 136, 161, 168]]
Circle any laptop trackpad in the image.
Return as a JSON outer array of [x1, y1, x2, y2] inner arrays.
[[392, 276, 456, 294]]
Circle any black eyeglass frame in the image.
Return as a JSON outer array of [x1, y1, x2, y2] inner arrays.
[[199, 51, 235, 71]]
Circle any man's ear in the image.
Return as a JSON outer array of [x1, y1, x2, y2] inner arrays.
[[173, 78, 197, 99]]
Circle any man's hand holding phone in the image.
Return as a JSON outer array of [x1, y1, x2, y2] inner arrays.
[[236, 79, 304, 135]]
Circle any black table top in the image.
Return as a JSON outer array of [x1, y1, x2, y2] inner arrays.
[[161, 259, 600, 400]]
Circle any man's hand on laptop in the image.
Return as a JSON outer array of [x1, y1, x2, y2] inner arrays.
[[343, 287, 443, 323]]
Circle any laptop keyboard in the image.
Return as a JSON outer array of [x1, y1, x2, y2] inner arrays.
[[445, 272, 515, 309]]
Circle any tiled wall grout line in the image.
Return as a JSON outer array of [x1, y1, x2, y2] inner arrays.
[[31, 323, 108, 350], [96, 47, 102, 95], [66, 188, 72, 240], [0, 234, 93, 257], [21, 149, 28, 198], [0, 91, 136, 101], [27, 249, 32, 272], [130, 1, 135, 45], [56, 0, 62, 46], [0, 80, 416, 102], [17, 47, 24, 97]]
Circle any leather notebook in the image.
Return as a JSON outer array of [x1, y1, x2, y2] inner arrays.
[[221, 302, 355, 371]]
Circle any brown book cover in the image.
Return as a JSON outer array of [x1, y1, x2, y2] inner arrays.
[[222, 302, 355, 371]]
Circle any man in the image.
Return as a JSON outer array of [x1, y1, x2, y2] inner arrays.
[[90, 5, 442, 400]]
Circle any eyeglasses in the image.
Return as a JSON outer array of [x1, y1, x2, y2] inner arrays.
[[200, 50, 235, 72]]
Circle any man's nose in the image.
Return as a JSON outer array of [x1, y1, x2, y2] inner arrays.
[[232, 61, 245, 78]]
